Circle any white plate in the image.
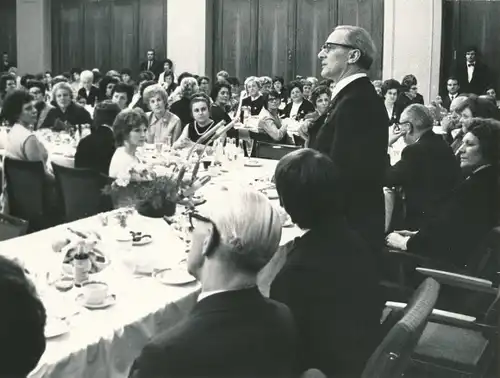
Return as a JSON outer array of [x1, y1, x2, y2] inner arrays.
[[76, 293, 116, 309], [45, 318, 70, 339], [153, 268, 197, 285], [133, 235, 153, 246], [244, 159, 263, 167]]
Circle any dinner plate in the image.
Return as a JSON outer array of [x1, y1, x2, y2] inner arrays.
[[45, 318, 70, 339], [76, 293, 116, 309], [153, 268, 197, 285], [133, 235, 153, 246], [244, 159, 263, 168]]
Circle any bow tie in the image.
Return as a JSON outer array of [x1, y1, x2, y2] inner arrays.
[[468, 63, 475, 67]]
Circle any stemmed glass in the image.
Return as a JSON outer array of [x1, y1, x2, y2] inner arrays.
[[243, 137, 254, 158]]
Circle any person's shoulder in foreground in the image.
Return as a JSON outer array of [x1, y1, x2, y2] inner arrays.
[[129, 187, 297, 378]]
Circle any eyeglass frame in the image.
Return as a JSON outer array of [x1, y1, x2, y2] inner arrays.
[[393, 121, 413, 133], [186, 209, 221, 253], [321, 42, 359, 53]]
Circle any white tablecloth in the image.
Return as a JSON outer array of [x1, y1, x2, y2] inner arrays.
[[0, 158, 303, 378]]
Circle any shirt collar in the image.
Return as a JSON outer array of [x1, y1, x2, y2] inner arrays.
[[198, 289, 228, 302], [330, 73, 367, 100], [473, 164, 491, 174]]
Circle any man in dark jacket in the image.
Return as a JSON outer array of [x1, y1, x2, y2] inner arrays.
[[455, 46, 493, 95], [311, 25, 389, 252], [139, 49, 164, 81], [129, 189, 297, 378]]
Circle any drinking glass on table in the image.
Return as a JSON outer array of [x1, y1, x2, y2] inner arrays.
[[155, 142, 164, 155], [243, 137, 254, 158]]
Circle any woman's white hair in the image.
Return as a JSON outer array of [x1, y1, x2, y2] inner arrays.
[[80, 70, 94, 82], [244, 76, 261, 91], [52, 81, 73, 100], [204, 186, 282, 273]]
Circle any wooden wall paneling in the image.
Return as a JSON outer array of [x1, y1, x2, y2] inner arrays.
[[112, 0, 139, 74], [58, 0, 84, 73], [212, 0, 258, 82], [83, 0, 112, 72], [257, 0, 295, 81], [337, 0, 384, 79], [138, 0, 168, 66], [295, 0, 338, 80], [0, 0, 17, 69], [440, 1, 460, 94]]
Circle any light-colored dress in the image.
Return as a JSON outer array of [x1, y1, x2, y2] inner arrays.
[[146, 111, 181, 144], [108, 146, 140, 178], [258, 109, 290, 143]]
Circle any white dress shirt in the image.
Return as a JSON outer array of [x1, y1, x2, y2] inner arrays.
[[467, 63, 475, 83], [330, 73, 367, 100]]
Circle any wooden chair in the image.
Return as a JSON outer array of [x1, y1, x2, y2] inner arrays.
[[361, 277, 440, 378], [52, 163, 112, 222], [255, 141, 301, 160]]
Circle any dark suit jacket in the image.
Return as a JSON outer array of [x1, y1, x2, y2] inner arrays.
[[77, 86, 100, 107], [74, 126, 115, 175], [440, 93, 461, 111], [280, 100, 315, 121], [40, 102, 92, 130], [210, 104, 238, 139], [310, 76, 389, 251], [129, 287, 297, 378], [241, 95, 266, 120], [385, 130, 462, 230], [455, 61, 493, 95], [270, 217, 385, 377], [395, 92, 425, 114], [140, 60, 164, 81], [407, 165, 498, 270], [170, 97, 193, 127]]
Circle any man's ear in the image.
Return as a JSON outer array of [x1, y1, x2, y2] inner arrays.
[[201, 225, 217, 258]]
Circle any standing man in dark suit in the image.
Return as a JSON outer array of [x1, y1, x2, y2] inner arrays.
[[129, 188, 297, 378], [455, 46, 493, 95], [310, 25, 389, 252], [139, 49, 163, 81], [386, 104, 462, 230], [74, 101, 121, 175], [440, 76, 461, 111], [1, 52, 13, 72]]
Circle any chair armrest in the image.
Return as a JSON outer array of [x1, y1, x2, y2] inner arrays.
[[385, 301, 477, 327], [384, 249, 430, 263], [416, 267, 497, 294]]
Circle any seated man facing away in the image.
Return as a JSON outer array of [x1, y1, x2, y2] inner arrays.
[[0, 256, 46, 378], [74, 100, 121, 175], [129, 188, 297, 378], [386, 104, 462, 230]]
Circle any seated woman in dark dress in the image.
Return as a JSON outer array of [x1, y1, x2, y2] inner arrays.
[[41, 82, 92, 130], [269, 148, 385, 377], [97, 75, 119, 103], [280, 80, 315, 121], [382, 79, 401, 126], [173, 93, 225, 150], [210, 81, 237, 139], [386, 117, 500, 272], [169, 77, 199, 127], [395, 74, 424, 113]]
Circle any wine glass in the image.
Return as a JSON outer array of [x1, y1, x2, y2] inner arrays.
[[244, 138, 254, 158]]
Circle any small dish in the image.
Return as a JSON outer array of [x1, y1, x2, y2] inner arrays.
[[153, 268, 197, 285], [244, 159, 263, 167], [45, 318, 70, 339], [133, 235, 153, 246], [76, 293, 116, 309]]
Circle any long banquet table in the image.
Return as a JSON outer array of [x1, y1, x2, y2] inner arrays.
[[0, 158, 303, 378]]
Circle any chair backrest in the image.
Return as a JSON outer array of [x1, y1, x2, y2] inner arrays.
[[468, 226, 500, 282], [3, 157, 46, 224], [361, 277, 440, 378], [0, 213, 28, 241], [255, 141, 301, 160], [52, 163, 112, 222]]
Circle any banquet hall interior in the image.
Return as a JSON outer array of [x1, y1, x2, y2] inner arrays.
[[0, 0, 499, 377]]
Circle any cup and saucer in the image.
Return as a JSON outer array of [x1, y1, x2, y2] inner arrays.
[[76, 281, 116, 310]]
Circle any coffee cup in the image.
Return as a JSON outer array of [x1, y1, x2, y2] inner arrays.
[[82, 281, 108, 305]]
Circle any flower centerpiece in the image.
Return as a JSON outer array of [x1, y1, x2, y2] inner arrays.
[[103, 163, 181, 218]]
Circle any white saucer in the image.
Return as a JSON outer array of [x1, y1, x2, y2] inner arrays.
[[153, 268, 197, 285], [133, 236, 153, 246], [244, 159, 262, 167], [45, 318, 70, 339], [76, 293, 116, 309]]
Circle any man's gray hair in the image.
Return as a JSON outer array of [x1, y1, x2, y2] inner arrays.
[[335, 25, 376, 70], [204, 186, 282, 274], [403, 104, 433, 131]]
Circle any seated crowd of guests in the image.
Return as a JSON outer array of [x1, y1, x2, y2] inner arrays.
[[0, 52, 500, 378]]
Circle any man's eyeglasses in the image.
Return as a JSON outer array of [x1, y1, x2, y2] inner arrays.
[[321, 42, 358, 52], [393, 121, 413, 132], [268, 97, 280, 103], [187, 209, 221, 249]]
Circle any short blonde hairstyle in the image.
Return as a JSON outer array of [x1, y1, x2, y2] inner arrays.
[[179, 77, 199, 98], [244, 76, 261, 92], [80, 70, 94, 82], [334, 25, 376, 70], [204, 186, 282, 273], [143, 84, 169, 107], [52, 82, 73, 100]]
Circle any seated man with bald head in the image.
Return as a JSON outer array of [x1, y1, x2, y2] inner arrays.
[[129, 188, 297, 378], [387, 104, 462, 230]]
